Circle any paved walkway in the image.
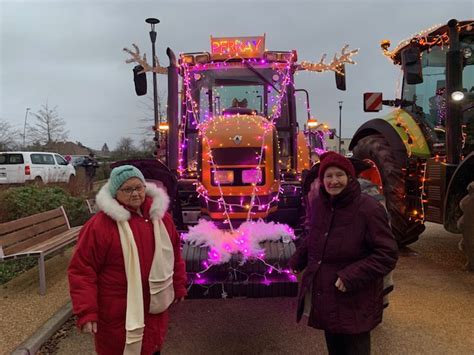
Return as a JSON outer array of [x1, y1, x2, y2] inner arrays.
[[2, 223, 474, 354]]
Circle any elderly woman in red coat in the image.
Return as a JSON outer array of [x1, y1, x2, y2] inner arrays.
[[290, 152, 398, 355], [68, 165, 187, 355]]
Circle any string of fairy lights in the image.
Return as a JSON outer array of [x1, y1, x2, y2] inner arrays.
[[186, 59, 293, 228], [381, 21, 474, 63], [124, 41, 358, 293]]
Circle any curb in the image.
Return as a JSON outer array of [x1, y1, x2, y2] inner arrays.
[[12, 301, 72, 355]]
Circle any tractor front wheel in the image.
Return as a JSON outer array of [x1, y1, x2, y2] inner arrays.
[[457, 182, 474, 271], [352, 134, 425, 246]]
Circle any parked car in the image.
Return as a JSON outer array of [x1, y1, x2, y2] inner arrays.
[[71, 155, 91, 167], [0, 151, 76, 184]]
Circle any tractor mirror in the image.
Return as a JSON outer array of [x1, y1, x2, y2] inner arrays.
[[133, 65, 147, 96], [401, 47, 423, 85], [335, 64, 346, 91]]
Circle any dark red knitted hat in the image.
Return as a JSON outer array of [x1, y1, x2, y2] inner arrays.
[[318, 151, 356, 180]]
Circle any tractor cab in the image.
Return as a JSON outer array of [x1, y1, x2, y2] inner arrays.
[[398, 22, 474, 153]]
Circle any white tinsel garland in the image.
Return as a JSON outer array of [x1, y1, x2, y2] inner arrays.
[[182, 219, 295, 264]]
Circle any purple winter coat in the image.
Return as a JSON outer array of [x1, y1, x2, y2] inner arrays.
[[289, 178, 398, 334]]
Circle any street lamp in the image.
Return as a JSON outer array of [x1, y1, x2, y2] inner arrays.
[[145, 17, 161, 155], [23, 107, 30, 148], [338, 101, 343, 153]]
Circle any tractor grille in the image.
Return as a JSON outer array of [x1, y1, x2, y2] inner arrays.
[[426, 186, 441, 201], [212, 147, 264, 166], [426, 206, 442, 223], [426, 162, 441, 180]]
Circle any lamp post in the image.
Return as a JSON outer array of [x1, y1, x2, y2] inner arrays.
[[338, 101, 343, 154], [145, 17, 161, 156], [23, 107, 30, 148]]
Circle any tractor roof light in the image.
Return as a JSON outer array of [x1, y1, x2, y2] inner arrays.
[[264, 51, 294, 63], [307, 118, 319, 129], [181, 54, 195, 65], [195, 52, 211, 64], [159, 122, 169, 131]]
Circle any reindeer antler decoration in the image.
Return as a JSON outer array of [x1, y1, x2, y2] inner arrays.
[[300, 44, 358, 74], [123, 44, 168, 75]]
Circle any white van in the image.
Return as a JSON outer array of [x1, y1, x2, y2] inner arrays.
[[0, 152, 76, 184]]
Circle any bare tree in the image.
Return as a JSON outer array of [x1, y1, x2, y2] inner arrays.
[[112, 137, 137, 160], [28, 103, 69, 144], [138, 92, 167, 138], [0, 120, 21, 151], [139, 137, 155, 155]]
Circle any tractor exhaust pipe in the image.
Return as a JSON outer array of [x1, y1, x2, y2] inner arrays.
[[445, 19, 463, 165], [167, 47, 179, 173]]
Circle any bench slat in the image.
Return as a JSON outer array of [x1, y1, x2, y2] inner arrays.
[[0, 216, 68, 248], [22, 229, 80, 254], [4, 225, 69, 256], [2, 227, 81, 259], [0, 208, 63, 235]]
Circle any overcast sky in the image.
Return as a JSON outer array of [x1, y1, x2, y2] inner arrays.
[[1, 0, 473, 150]]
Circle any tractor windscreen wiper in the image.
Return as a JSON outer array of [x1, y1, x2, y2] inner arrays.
[[243, 61, 281, 94]]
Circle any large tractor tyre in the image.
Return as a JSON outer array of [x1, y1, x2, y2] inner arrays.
[[353, 134, 425, 246], [457, 182, 474, 271]]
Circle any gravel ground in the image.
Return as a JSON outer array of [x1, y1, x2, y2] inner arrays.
[[48, 223, 474, 355], [0, 248, 73, 355]]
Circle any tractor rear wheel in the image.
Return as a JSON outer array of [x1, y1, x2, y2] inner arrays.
[[353, 134, 425, 246], [457, 182, 474, 271]]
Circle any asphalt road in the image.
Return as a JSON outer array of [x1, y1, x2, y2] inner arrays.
[[51, 223, 474, 355]]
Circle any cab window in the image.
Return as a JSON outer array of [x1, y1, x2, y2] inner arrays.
[[55, 155, 68, 165], [31, 153, 55, 165], [0, 153, 24, 164]]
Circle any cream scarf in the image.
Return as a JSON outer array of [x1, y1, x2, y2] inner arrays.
[[117, 218, 175, 355]]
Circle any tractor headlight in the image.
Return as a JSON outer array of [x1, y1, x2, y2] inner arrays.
[[242, 169, 262, 184], [451, 91, 465, 101], [213, 170, 234, 185]]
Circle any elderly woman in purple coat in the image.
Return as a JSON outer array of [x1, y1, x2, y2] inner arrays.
[[290, 152, 398, 355]]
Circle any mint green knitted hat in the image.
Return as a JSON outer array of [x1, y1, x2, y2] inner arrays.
[[108, 165, 145, 197]]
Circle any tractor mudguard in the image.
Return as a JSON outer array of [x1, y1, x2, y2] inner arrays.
[[444, 152, 474, 233], [349, 109, 431, 160]]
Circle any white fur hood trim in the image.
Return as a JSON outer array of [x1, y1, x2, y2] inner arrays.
[[96, 182, 170, 222]]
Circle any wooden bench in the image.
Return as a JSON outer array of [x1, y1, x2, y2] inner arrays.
[[0, 206, 81, 295], [85, 199, 98, 214]]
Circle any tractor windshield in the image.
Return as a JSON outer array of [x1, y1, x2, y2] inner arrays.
[[402, 37, 474, 128], [186, 66, 289, 128], [183, 65, 291, 173]]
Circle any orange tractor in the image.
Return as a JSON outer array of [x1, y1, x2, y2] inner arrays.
[[124, 33, 357, 296]]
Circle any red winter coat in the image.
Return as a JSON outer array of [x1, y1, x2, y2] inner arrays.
[[290, 178, 398, 334], [68, 184, 187, 355]]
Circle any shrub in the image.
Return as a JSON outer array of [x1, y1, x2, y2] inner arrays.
[[0, 258, 37, 284], [0, 185, 89, 226]]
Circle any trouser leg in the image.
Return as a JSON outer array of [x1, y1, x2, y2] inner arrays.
[[324, 331, 345, 355], [342, 331, 370, 355], [324, 331, 371, 355]]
